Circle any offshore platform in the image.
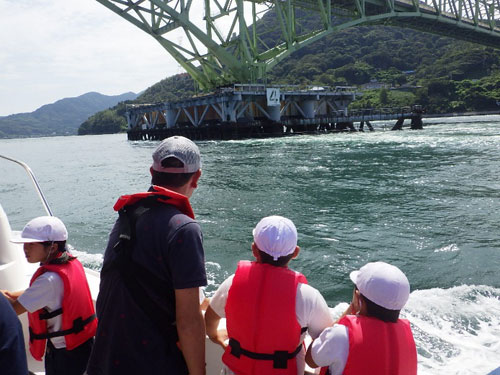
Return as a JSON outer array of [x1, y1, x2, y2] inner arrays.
[[96, 0, 500, 140], [125, 84, 422, 140]]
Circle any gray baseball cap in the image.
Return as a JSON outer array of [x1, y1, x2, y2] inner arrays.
[[152, 136, 201, 173]]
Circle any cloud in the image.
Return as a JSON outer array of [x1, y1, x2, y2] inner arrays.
[[0, 0, 179, 116]]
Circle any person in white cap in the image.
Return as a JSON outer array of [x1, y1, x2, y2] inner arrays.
[[87, 136, 206, 375], [1, 216, 97, 375], [205, 215, 333, 375], [305, 261, 417, 375]]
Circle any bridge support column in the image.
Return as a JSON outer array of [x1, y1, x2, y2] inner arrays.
[[166, 109, 177, 128], [300, 100, 315, 119], [222, 101, 237, 122], [392, 117, 404, 130], [410, 116, 423, 129], [267, 105, 281, 122]]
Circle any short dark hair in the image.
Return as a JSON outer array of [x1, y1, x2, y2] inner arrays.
[[258, 250, 294, 267], [360, 293, 400, 323], [151, 157, 195, 188], [42, 241, 67, 253]]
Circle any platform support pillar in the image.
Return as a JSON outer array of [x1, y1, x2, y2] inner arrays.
[[300, 100, 315, 119], [267, 105, 281, 122], [166, 109, 177, 128]]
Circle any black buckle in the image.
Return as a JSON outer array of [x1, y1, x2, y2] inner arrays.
[[72, 317, 85, 333], [229, 338, 242, 358], [273, 350, 288, 369]]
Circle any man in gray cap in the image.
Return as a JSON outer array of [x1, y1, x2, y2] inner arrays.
[[87, 136, 207, 375], [305, 261, 417, 375]]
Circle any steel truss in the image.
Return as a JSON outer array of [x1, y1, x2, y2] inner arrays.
[[97, 0, 500, 90]]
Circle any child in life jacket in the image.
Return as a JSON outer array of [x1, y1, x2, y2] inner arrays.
[[1, 216, 97, 375], [205, 215, 334, 375], [305, 261, 417, 375]]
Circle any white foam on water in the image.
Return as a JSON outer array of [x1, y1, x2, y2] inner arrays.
[[70, 246, 103, 271], [403, 285, 500, 375]]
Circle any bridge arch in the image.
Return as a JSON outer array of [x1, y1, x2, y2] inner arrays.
[[97, 0, 500, 90]]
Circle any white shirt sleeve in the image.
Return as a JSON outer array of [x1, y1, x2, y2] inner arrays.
[[209, 274, 235, 318], [310, 324, 350, 375], [295, 283, 334, 339], [17, 271, 64, 313]]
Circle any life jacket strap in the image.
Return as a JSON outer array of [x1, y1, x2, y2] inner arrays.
[[228, 338, 302, 369], [39, 308, 63, 320], [29, 314, 97, 342]]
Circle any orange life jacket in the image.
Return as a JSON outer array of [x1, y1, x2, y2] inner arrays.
[[28, 258, 97, 361], [328, 315, 417, 375], [113, 185, 194, 218], [223, 261, 307, 375]]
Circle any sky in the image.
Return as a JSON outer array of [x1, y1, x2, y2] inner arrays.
[[0, 0, 182, 116]]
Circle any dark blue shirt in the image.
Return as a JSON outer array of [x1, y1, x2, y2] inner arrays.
[[87, 201, 207, 375], [0, 293, 28, 375]]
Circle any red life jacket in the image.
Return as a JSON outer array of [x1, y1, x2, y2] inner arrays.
[[223, 261, 307, 375], [28, 258, 97, 361], [333, 315, 417, 375], [113, 185, 194, 218]]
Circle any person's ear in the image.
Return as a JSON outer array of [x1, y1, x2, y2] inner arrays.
[[252, 243, 261, 262], [191, 169, 202, 188], [353, 289, 362, 313], [291, 246, 300, 259], [150, 166, 154, 176]]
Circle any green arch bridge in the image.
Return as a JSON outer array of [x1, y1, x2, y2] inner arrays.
[[97, 0, 500, 90]]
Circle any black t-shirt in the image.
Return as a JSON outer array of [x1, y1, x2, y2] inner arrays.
[[87, 203, 207, 375]]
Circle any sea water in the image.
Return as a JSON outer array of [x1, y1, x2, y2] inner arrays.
[[1, 115, 499, 374]]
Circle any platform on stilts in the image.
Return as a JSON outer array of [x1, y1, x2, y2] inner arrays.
[[126, 85, 423, 141]]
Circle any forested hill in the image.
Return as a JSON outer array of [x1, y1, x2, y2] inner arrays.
[[0, 91, 137, 138], [79, 12, 500, 134]]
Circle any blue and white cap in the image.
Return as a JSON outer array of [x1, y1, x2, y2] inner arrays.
[[253, 216, 298, 260], [152, 136, 201, 173]]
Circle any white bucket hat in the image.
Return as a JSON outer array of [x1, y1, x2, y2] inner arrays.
[[253, 216, 297, 261], [10, 216, 68, 243], [350, 261, 410, 310], [152, 136, 201, 173]]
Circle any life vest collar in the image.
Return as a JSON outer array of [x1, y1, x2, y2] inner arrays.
[[113, 185, 194, 219]]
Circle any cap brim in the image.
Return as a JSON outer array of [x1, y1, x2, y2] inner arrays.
[[10, 234, 42, 244], [349, 270, 359, 285]]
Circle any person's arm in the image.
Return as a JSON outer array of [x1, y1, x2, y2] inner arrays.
[[305, 344, 319, 368], [306, 303, 353, 368], [204, 305, 228, 349], [305, 322, 350, 371], [0, 290, 27, 315], [175, 287, 206, 375], [10, 301, 27, 315], [0, 290, 24, 300]]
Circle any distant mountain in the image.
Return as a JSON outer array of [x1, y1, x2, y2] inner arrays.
[[0, 91, 138, 138]]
